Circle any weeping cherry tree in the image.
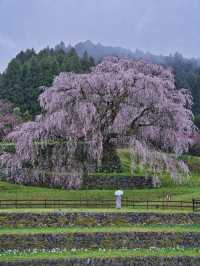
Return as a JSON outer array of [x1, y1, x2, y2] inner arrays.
[[0, 57, 194, 188]]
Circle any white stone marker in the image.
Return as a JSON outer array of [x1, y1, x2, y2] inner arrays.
[[115, 190, 124, 209]]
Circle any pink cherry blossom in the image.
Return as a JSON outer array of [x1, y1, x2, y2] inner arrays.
[[0, 57, 195, 187]]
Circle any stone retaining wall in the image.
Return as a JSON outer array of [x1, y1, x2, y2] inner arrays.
[[82, 175, 160, 189], [0, 232, 200, 251], [0, 212, 199, 227], [1, 257, 200, 266]]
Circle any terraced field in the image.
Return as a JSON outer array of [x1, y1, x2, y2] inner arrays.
[[0, 153, 200, 264], [0, 210, 199, 265]]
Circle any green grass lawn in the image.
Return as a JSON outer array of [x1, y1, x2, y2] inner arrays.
[[1, 248, 200, 262], [0, 224, 200, 234], [0, 179, 200, 202]]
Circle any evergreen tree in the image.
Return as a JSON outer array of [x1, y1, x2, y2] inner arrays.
[[0, 46, 95, 117]]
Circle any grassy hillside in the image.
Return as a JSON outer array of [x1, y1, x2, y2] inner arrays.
[[0, 150, 200, 200], [0, 150, 199, 202]]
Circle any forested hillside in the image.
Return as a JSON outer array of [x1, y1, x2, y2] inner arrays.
[[0, 41, 200, 128], [0, 47, 94, 117]]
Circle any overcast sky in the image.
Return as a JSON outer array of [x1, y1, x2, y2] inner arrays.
[[0, 0, 199, 72]]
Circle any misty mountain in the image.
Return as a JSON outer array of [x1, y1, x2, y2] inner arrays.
[[55, 40, 134, 62], [55, 40, 200, 67], [74, 40, 134, 61]]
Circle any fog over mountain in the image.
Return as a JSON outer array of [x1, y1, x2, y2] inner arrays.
[[74, 40, 133, 61], [55, 40, 200, 66], [1, 0, 200, 71]]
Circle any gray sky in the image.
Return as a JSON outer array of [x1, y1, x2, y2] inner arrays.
[[0, 0, 200, 72]]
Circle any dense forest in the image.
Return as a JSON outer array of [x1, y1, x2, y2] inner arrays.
[[0, 47, 94, 117], [160, 53, 200, 128], [0, 42, 200, 128]]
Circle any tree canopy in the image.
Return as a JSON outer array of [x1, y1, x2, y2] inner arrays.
[[0, 57, 194, 188], [0, 47, 94, 117], [1, 45, 200, 130]]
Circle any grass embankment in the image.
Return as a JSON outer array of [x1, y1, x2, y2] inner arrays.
[[0, 208, 193, 213], [0, 179, 200, 202], [0, 224, 200, 234], [0, 149, 199, 202], [1, 248, 200, 262]]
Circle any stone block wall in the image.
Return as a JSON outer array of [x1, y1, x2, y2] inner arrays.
[[82, 175, 161, 189], [0, 232, 200, 251], [0, 212, 199, 228], [1, 257, 200, 266]]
